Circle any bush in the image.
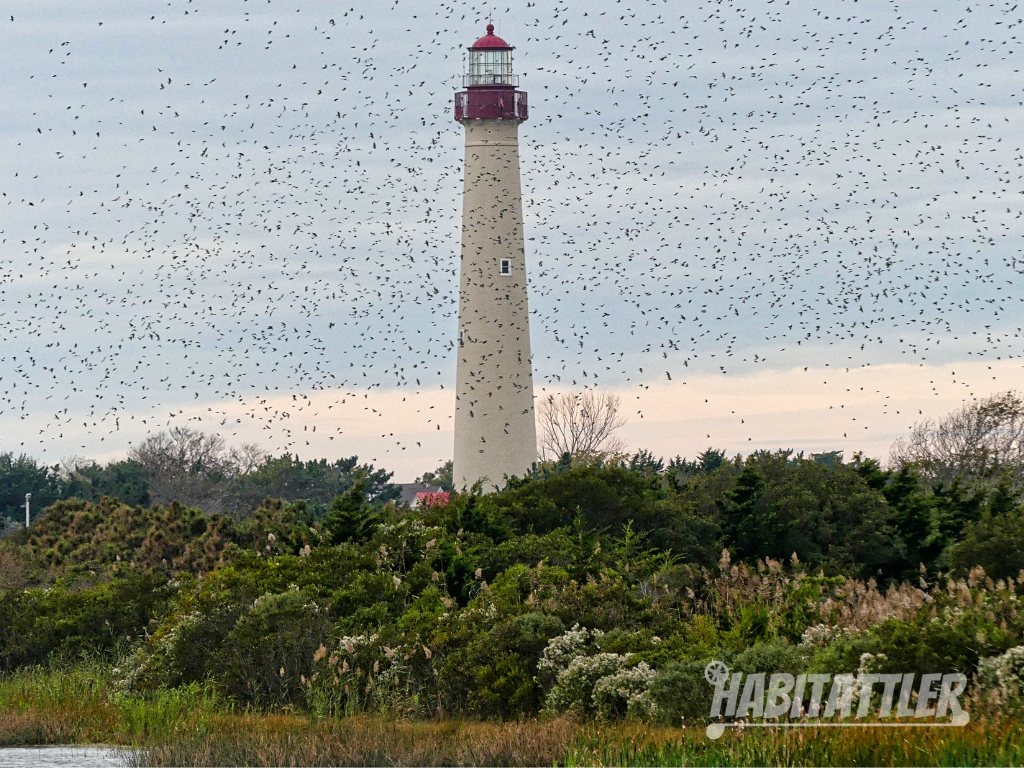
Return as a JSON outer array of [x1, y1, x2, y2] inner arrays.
[[732, 640, 807, 675], [429, 610, 565, 719], [0, 573, 175, 669], [536, 624, 604, 690], [484, 465, 663, 537], [544, 653, 628, 715], [870, 615, 980, 675], [219, 588, 330, 707], [647, 659, 716, 723], [592, 662, 657, 720], [304, 632, 422, 718], [946, 510, 1024, 580], [976, 645, 1024, 715]]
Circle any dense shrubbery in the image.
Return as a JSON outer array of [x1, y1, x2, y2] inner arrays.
[[0, 572, 175, 668], [1, 446, 1023, 723]]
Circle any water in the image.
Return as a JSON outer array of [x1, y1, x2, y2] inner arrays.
[[0, 746, 131, 767]]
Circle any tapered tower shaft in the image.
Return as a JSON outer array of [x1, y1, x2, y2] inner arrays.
[[453, 25, 537, 489]]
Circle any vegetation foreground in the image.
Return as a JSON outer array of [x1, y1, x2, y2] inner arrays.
[[2, 395, 1024, 764], [1, 664, 1022, 766]]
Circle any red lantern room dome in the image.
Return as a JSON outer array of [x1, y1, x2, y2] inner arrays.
[[471, 23, 512, 49]]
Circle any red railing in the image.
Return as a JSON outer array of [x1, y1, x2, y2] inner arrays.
[[455, 89, 528, 122]]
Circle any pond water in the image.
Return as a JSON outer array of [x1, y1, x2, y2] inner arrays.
[[0, 746, 131, 768]]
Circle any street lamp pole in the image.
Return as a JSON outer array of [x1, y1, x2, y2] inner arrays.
[[24, 493, 31, 529]]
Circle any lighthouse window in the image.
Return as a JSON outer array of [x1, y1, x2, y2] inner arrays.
[[499, 258, 511, 275], [467, 49, 514, 86]]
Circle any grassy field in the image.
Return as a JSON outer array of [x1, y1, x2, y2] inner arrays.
[[2, 664, 1022, 766]]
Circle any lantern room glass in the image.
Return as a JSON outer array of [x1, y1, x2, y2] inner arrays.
[[467, 48, 514, 86]]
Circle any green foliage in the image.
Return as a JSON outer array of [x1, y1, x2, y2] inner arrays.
[[868, 615, 980, 675], [647, 659, 715, 723], [60, 459, 151, 507], [229, 454, 398, 516], [5, 438, 1024, 723], [929, 479, 985, 557], [946, 489, 1024, 580], [421, 490, 510, 540], [23, 497, 238, 577], [0, 452, 61, 525], [880, 465, 935, 577], [0, 572, 176, 669], [321, 476, 382, 545], [484, 464, 663, 536], [714, 452, 907, 578], [416, 460, 454, 492], [731, 640, 807, 675], [220, 589, 330, 707]]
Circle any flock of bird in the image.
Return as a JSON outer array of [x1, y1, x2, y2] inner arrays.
[[1, 0, 1021, 471]]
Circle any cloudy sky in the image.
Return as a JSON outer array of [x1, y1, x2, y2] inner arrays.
[[2, 0, 1022, 480]]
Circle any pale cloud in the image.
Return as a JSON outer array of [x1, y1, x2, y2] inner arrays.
[[15, 358, 1019, 482]]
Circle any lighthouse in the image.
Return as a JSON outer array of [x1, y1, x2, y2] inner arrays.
[[452, 23, 537, 490]]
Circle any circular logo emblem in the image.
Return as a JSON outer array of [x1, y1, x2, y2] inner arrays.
[[704, 659, 730, 686]]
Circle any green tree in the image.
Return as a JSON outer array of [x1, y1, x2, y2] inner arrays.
[[717, 452, 903, 578], [321, 476, 382, 544], [928, 479, 983, 558], [60, 459, 151, 506], [483, 464, 663, 538], [228, 454, 398, 516], [881, 466, 935, 577], [0, 452, 61, 525], [945, 478, 1024, 579], [417, 460, 454, 492]]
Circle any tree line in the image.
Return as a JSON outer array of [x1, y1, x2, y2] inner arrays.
[[0, 427, 398, 528], [0, 392, 1021, 722]]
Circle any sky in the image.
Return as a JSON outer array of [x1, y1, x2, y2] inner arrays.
[[1, 0, 1022, 481]]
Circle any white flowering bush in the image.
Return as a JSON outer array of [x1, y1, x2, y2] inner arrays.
[[995, 645, 1024, 697], [800, 623, 842, 648], [978, 654, 1001, 691], [544, 652, 627, 715], [857, 651, 887, 674], [536, 624, 604, 689], [976, 645, 1024, 711], [592, 661, 658, 720]]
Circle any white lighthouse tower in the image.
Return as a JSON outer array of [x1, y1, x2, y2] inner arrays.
[[452, 23, 537, 490]]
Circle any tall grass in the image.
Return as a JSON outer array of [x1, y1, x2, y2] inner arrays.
[[132, 715, 1024, 767], [0, 661, 223, 747], [132, 715, 581, 767], [3, 663, 1023, 766], [561, 720, 1024, 767]]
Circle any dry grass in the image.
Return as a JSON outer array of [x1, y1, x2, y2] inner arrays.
[[132, 715, 1024, 767], [563, 719, 1024, 767], [5, 663, 1024, 766], [134, 714, 581, 767]]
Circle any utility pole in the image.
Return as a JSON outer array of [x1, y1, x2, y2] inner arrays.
[[24, 492, 31, 529]]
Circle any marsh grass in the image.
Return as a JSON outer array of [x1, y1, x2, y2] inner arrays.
[[3, 663, 1023, 766], [133, 715, 581, 767], [0, 661, 223, 747], [562, 720, 1024, 767]]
